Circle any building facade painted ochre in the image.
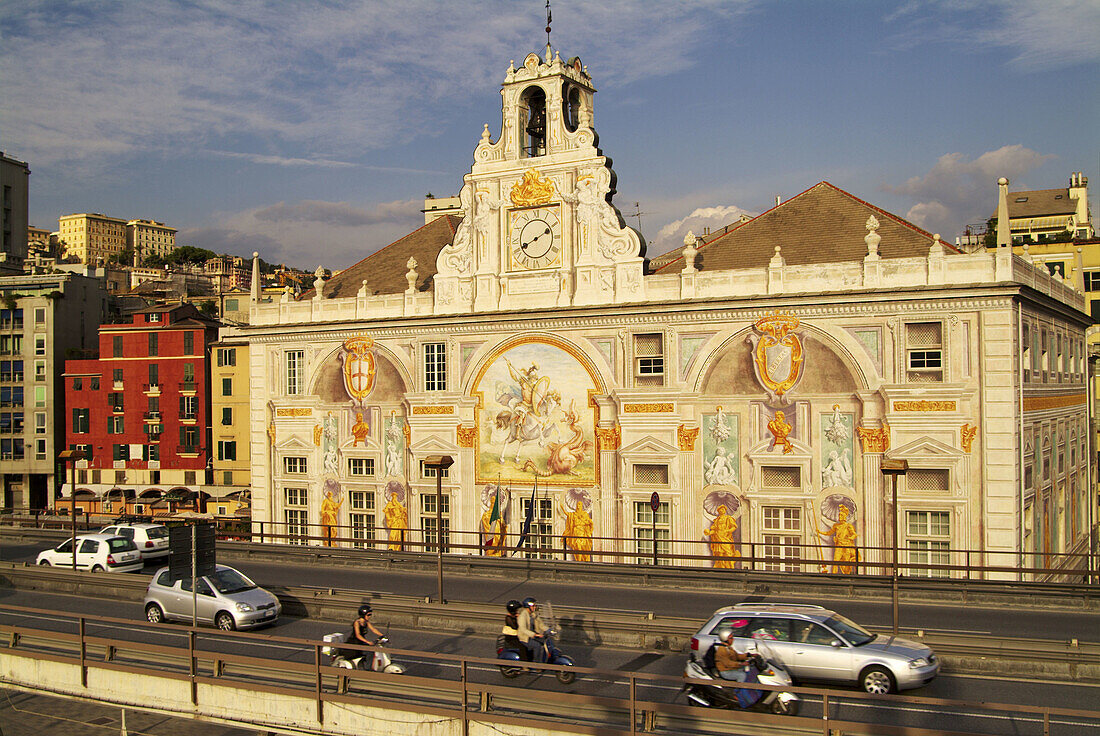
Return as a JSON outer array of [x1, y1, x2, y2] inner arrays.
[[239, 48, 1092, 578]]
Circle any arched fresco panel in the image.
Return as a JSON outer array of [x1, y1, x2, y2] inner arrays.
[[472, 339, 601, 486], [700, 334, 860, 396]]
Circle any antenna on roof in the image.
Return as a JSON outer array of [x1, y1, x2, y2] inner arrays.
[[545, 0, 552, 49], [629, 202, 649, 237]]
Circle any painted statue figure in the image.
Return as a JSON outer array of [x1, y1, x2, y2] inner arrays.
[[322, 411, 339, 475], [320, 483, 343, 547], [383, 483, 408, 552], [704, 446, 735, 485], [822, 449, 853, 488], [768, 410, 794, 454], [704, 504, 740, 569], [560, 488, 594, 562], [351, 412, 369, 446], [816, 503, 859, 574]]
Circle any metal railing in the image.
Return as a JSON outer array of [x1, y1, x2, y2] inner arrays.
[[0, 602, 1097, 736]]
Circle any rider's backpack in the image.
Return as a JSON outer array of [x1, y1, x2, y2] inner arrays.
[[702, 642, 718, 671]]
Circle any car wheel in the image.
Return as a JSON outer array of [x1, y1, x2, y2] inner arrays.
[[91, 565, 105, 573], [38, 559, 50, 566], [215, 612, 236, 631], [145, 604, 164, 624], [861, 666, 896, 695]]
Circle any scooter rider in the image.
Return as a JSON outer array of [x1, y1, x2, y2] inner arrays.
[[714, 630, 751, 681], [502, 600, 527, 660], [341, 604, 383, 660], [517, 597, 548, 663]]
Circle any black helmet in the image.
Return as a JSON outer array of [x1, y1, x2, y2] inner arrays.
[[358, 604, 373, 617], [506, 600, 521, 614], [522, 596, 537, 609]]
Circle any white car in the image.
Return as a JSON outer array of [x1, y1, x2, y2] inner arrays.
[[36, 534, 144, 573], [100, 522, 170, 559]]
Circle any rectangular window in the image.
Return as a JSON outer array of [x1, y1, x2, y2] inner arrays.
[[183, 362, 195, 384], [113, 368, 123, 384], [180, 426, 199, 450], [179, 395, 197, 419], [284, 456, 307, 474], [112, 444, 129, 461], [90, 377, 99, 390], [633, 463, 669, 486], [217, 348, 236, 367], [113, 335, 124, 357], [906, 321, 943, 383], [222, 377, 232, 396], [763, 507, 802, 572], [907, 469, 950, 493], [184, 331, 194, 354], [907, 510, 951, 578], [348, 457, 375, 476], [72, 408, 90, 434], [421, 459, 450, 478], [146, 444, 160, 462], [286, 350, 304, 395], [222, 407, 232, 425], [284, 507, 308, 545], [420, 492, 451, 553], [1022, 324, 1030, 383], [35, 438, 47, 460], [424, 343, 446, 391], [217, 440, 237, 461], [761, 466, 801, 489], [349, 491, 376, 549], [107, 416, 124, 434], [35, 385, 46, 407], [34, 360, 46, 381], [521, 496, 554, 559], [148, 363, 158, 387], [34, 335, 46, 355], [148, 332, 158, 356], [35, 412, 46, 434], [184, 470, 196, 485], [73, 377, 82, 390], [633, 500, 671, 565], [222, 472, 232, 486], [34, 307, 46, 325], [633, 333, 665, 387]]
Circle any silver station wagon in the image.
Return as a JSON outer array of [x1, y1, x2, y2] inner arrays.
[[689, 602, 939, 694], [144, 564, 281, 631]]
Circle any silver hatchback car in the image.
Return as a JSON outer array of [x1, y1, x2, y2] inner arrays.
[[689, 602, 939, 694], [143, 564, 281, 631]]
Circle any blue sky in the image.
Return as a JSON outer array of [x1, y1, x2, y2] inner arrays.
[[2, 0, 1097, 270]]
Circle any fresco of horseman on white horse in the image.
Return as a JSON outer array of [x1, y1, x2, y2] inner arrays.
[[477, 342, 598, 486]]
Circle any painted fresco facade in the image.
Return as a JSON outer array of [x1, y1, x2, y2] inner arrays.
[[239, 48, 1092, 577]]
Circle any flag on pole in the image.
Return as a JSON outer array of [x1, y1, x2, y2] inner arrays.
[[514, 477, 537, 553], [488, 485, 501, 526]]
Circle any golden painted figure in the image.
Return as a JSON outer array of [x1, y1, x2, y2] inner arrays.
[[816, 504, 859, 574], [480, 508, 507, 556], [767, 410, 794, 454], [383, 490, 408, 552], [704, 504, 740, 569], [351, 412, 369, 446], [320, 486, 343, 547], [561, 503, 594, 562]]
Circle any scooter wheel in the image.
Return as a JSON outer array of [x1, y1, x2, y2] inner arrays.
[[499, 665, 522, 678], [771, 698, 799, 716], [556, 670, 576, 685]]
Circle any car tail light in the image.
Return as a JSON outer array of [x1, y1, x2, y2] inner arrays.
[[106, 554, 116, 565], [690, 637, 699, 651], [145, 541, 154, 548]]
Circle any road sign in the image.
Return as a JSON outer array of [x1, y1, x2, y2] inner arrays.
[[168, 522, 216, 582], [650, 491, 661, 512]]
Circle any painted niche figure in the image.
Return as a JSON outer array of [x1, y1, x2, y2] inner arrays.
[[821, 449, 852, 488], [322, 411, 339, 475], [561, 500, 594, 562], [704, 446, 735, 485], [383, 486, 408, 552], [767, 410, 794, 455], [320, 485, 343, 547], [351, 412, 369, 446], [816, 504, 859, 574], [704, 504, 740, 569]]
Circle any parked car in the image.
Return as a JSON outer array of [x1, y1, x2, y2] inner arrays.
[[689, 602, 939, 694], [143, 564, 281, 631], [35, 534, 143, 573], [99, 522, 170, 560]]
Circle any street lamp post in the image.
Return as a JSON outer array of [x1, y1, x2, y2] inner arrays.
[[881, 458, 909, 635], [58, 448, 85, 572], [423, 455, 454, 605]]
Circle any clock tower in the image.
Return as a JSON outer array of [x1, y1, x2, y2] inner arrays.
[[434, 46, 646, 314]]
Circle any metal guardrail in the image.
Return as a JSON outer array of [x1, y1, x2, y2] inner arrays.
[[1, 602, 1098, 736], [2, 562, 1098, 682]]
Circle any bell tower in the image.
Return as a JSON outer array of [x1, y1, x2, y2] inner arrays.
[[434, 46, 646, 314]]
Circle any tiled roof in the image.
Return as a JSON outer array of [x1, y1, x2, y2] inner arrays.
[[302, 215, 462, 299], [652, 181, 956, 274], [1000, 188, 1078, 219]]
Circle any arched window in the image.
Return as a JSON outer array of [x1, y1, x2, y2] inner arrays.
[[563, 84, 581, 132], [521, 86, 547, 157]]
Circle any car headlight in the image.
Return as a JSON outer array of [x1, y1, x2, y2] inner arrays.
[[909, 657, 930, 668], [235, 602, 254, 613]]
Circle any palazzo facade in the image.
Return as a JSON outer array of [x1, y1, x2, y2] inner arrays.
[[240, 47, 1092, 578]]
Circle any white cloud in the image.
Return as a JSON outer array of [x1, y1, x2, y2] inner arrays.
[[883, 145, 1054, 236], [651, 205, 756, 256]]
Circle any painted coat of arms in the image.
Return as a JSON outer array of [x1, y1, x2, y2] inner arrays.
[[340, 336, 376, 402], [748, 313, 804, 404]]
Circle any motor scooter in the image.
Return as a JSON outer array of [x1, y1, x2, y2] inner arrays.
[[323, 632, 406, 674], [682, 641, 799, 716], [496, 629, 576, 684]]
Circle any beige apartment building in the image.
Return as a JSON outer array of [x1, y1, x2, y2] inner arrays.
[[58, 213, 127, 264], [127, 219, 177, 261], [210, 334, 251, 501]]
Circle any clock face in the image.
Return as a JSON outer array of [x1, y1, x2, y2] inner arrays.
[[509, 206, 561, 271]]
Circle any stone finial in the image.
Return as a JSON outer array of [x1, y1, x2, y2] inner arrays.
[[1021, 242, 1033, 263], [929, 233, 944, 256], [865, 215, 881, 257], [313, 266, 326, 298], [996, 177, 1011, 247], [1054, 263, 1064, 282], [769, 243, 785, 267], [682, 231, 698, 274], [405, 257, 418, 292], [481, 124, 491, 142], [358, 279, 369, 297]]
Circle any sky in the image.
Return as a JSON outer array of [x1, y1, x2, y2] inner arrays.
[[2, 0, 1098, 271]]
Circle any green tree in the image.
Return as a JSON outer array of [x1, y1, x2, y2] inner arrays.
[[166, 246, 217, 265], [198, 300, 218, 316]]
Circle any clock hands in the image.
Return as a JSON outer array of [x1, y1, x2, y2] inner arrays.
[[519, 226, 553, 253]]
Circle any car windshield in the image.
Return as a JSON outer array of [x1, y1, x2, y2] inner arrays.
[[207, 568, 256, 594], [145, 527, 169, 539], [107, 538, 136, 552], [825, 615, 875, 646]]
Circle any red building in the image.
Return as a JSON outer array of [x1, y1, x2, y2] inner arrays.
[[63, 304, 221, 514]]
